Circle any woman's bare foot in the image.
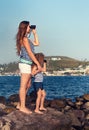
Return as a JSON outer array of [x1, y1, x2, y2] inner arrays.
[[16, 103, 20, 110], [19, 107, 32, 114], [39, 107, 47, 111], [34, 110, 43, 114]]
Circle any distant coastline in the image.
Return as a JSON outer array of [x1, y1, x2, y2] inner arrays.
[[0, 56, 89, 76]]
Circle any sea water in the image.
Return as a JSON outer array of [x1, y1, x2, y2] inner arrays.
[[0, 75, 89, 101]]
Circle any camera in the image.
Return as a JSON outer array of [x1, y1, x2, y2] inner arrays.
[[44, 59, 47, 63], [30, 25, 36, 29]]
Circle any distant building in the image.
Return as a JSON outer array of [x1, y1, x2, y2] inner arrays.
[[51, 57, 61, 61]]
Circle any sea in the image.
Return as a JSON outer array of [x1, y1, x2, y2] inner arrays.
[[0, 75, 89, 101]]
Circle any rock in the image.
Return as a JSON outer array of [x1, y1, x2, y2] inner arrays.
[[84, 125, 89, 130], [83, 94, 89, 101], [75, 101, 83, 109], [2, 93, 89, 129], [10, 102, 18, 108], [50, 99, 66, 110], [83, 119, 89, 130], [0, 103, 6, 110], [44, 100, 51, 107], [64, 105, 72, 112], [66, 100, 75, 108], [0, 111, 7, 117], [0, 96, 6, 105], [66, 111, 82, 129], [2, 122, 11, 130], [82, 102, 89, 110], [8, 94, 19, 102], [3, 107, 16, 114], [75, 97, 84, 102], [85, 114, 89, 120], [28, 91, 37, 103], [75, 101, 83, 106], [73, 110, 85, 122], [0, 107, 71, 130]]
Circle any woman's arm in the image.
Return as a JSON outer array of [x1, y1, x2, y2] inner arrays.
[[31, 65, 40, 76], [31, 29, 39, 46]]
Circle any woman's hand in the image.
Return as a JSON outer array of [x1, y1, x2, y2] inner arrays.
[[37, 64, 42, 72], [32, 29, 36, 35]]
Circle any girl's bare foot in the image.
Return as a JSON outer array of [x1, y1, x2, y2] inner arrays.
[[34, 110, 43, 114], [19, 107, 32, 114], [39, 107, 47, 111]]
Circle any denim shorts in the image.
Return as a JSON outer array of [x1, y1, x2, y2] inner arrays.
[[33, 82, 43, 91], [19, 63, 31, 74]]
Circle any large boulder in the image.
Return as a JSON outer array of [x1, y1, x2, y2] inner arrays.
[[0, 107, 71, 130]]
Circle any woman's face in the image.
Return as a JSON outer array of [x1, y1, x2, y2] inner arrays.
[[26, 24, 30, 33]]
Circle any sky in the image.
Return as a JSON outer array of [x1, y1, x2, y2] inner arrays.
[[0, 0, 89, 64]]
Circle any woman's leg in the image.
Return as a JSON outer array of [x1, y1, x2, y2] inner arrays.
[[17, 75, 31, 109], [40, 90, 47, 111], [26, 77, 32, 93], [19, 73, 32, 114], [35, 89, 43, 114]]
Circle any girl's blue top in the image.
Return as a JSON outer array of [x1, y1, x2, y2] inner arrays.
[[34, 72, 43, 82]]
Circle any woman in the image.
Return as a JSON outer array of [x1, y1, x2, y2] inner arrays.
[[16, 21, 41, 114]]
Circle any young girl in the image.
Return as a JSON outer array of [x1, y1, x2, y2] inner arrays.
[[31, 53, 47, 114]]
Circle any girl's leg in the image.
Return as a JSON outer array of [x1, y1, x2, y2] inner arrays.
[[19, 73, 32, 114], [35, 89, 43, 114], [40, 90, 47, 111]]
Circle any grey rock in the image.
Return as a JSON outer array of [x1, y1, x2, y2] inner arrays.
[[0, 107, 71, 130]]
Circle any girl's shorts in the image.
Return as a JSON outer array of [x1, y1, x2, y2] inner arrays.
[[33, 82, 43, 91], [19, 63, 31, 74]]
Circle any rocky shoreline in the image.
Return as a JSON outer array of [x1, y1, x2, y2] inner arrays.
[[0, 92, 89, 130]]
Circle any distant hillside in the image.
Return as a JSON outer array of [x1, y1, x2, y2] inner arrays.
[[0, 56, 89, 73], [45, 56, 89, 72]]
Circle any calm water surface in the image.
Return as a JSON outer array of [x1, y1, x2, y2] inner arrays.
[[0, 76, 89, 101]]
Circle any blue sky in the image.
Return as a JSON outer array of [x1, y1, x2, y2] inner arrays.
[[0, 0, 89, 64]]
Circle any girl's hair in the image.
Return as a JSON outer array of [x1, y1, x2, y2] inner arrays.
[[34, 53, 44, 67], [16, 21, 29, 55]]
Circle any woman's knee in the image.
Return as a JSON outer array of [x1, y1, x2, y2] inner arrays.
[[21, 74, 31, 87]]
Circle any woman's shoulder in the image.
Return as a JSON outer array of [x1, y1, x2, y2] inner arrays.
[[22, 37, 29, 46]]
